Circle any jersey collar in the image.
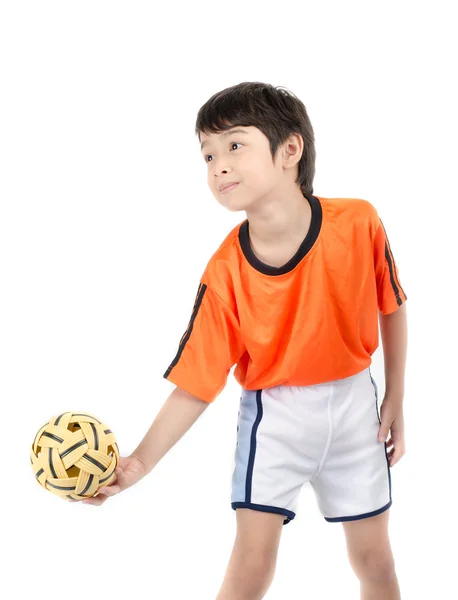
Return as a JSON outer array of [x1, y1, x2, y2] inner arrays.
[[238, 193, 323, 276]]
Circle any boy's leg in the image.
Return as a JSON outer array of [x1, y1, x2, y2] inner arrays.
[[216, 508, 284, 600], [310, 368, 401, 597], [342, 509, 401, 600]]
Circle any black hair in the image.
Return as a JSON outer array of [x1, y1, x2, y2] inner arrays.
[[195, 81, 315, 195]]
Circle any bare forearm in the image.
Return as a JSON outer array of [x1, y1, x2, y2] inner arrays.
[[379, 303, 408, 398], [131, 386, 210, 474]]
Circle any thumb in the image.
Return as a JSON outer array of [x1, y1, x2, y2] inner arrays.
[[98, 468, 122, 495]]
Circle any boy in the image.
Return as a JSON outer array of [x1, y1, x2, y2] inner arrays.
[[83, 82, 408, 600]]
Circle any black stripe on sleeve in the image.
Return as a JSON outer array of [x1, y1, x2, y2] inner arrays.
[[380, 219, 407, 303], [163, 283, 208, 378]]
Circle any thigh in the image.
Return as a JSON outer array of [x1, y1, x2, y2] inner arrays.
[[342, 508, 393, 559], [231, 385, 330, 524], [216, 509, 285, 599], [342, 509, 397, 583], [234, 508, 285, 563], [310, 367, 391, 522]]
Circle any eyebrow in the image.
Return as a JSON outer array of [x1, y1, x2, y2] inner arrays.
[[200, 128, 249, 151]]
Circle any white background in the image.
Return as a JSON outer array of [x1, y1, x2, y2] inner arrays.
[[1, 1, 456, 598]]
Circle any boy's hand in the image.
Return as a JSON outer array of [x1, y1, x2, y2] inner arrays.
[[377, 394, 406, 468], [81, 454, 148, 506]]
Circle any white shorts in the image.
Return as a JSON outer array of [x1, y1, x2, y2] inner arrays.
[[231, 366, 391, 525]]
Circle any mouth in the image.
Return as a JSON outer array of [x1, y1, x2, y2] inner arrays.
[[220, 183, 239, 194]]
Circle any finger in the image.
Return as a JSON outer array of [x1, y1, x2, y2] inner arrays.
[[389, 449, 401, 467], [100, 472, 121, 491], [114, 468, 124, 481], [82, 497, 104, 506], [389, 444, 404, 456], [99, 484, 120, 496], [80, 478, 121, 504], [82, 492, 108, 505]]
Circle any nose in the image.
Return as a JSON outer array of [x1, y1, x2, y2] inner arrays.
[[214, 166, 232, 179], [210, 157, 232, 177]]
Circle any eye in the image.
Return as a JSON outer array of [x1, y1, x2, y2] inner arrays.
[[205, 142, 243, 163]]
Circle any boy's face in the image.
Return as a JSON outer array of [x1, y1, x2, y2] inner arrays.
[[199, 125, 285, 212]]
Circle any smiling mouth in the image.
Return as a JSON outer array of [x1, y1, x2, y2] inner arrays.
[[220, 183, 239, 194]]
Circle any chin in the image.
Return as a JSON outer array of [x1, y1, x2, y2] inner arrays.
[[226, 205, 247, 213], [222, 198, 252, 213], [221, 191, 258, 213]]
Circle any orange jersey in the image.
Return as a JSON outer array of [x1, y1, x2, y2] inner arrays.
[[163, 194, 407, 403]]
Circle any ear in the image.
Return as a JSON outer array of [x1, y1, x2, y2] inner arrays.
[[282, 132, 304, 169]]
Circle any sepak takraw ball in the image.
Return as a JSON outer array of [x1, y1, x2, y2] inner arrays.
[[30, 411, 119, 501]]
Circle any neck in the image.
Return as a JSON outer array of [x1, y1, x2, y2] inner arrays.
[[245, 187, 312, 247]]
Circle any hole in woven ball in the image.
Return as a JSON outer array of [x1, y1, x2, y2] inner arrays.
[[67, 466, 80, 478]]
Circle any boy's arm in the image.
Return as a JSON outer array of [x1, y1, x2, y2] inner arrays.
[[379, 303, 408, 403], [131, 386, 211, 474]]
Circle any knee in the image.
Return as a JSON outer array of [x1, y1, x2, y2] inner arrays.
[[350, 549, 396, 583], [244, 552, 276, 577], [238, 552, 276, 589]]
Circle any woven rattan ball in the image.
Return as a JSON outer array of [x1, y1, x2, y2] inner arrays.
[[30, 411, 119, 501]]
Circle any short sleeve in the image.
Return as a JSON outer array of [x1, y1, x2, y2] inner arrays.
[[373, 216, 408, 315], [163, 282, 245, 403]]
